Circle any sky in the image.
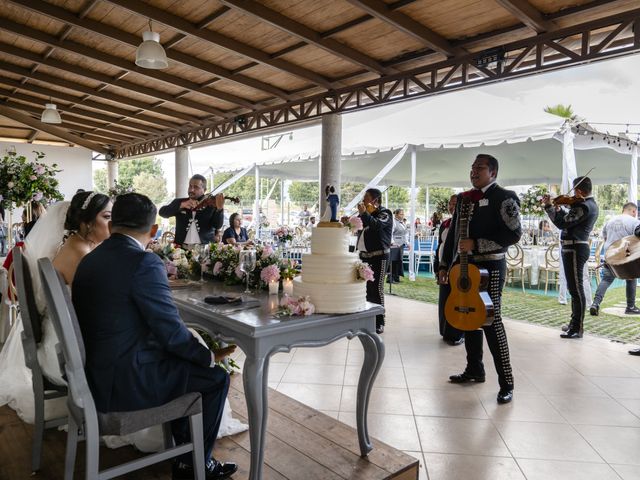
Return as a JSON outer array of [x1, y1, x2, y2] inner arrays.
[[102, 52, 640, 191]]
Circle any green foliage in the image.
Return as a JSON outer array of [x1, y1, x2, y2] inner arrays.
[[594, 184, 627, 212], [93, 168, 108, 193], [0, 150, 63, 208], [520, 184, 549, 216], [386, 186, 409, 208], [288, 181, 319, 205], [419, 186, 455, 213], [340, 182, 365, 205], [133, 171, 169, 205], [118, 157, 164, 188], [213, 172, 256, 205], [544, 104, 576, 120]]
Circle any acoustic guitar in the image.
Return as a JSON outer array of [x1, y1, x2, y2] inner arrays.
[[444, 196, 495, 331], [605, 234, 640, 279]]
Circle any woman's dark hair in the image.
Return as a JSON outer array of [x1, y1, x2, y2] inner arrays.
[[229, 212, 241, 227], [65, 191, 110, 232]]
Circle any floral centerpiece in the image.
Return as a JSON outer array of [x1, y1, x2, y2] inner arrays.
[[355, 261, 375, 281], [274, 226, 293, 243], [147, 242, 195, 279], [277, 295, 315, 316], [0, 150, 63, 209], [341, 214, 363, 233], [519, 184, 549, 217]]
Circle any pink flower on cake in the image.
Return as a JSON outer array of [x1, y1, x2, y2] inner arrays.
[[277, 294, 315, 317], [260, 264, 280, 283], [212, 261, 223, 276], [348, 215, 363, 232], [297, 296, 315, 316], [356, 261, 375, 282], [235, 265, 245, 279]]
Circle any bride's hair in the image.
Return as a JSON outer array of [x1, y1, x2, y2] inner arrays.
[[64, 190, 110, 235]]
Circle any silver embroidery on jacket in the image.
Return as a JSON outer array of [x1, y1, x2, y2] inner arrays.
[[477, 238, 502, 253], [501, 198, 520, 231]]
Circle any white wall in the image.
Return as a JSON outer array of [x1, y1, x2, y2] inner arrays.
[[1, 142, 93, 201]]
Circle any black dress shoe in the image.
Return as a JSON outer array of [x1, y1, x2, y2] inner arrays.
[[445, 338, 465, 346], [590, 304, 599, 316], [629, 348, 640, 356], [560, 330, 583, 339], [376, 325, 384, 334], [173, 459, 238, 480], [625, 306, 640, 315], [497, 389, 513, 404], [449, 372, 485, 383]]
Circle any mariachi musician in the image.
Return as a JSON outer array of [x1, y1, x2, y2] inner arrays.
[[438, 154, 521, 405], [159, 174, 225, 245], [542, 176, 598, 339]]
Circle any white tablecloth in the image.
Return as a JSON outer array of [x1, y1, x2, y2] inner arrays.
[[0, 266, 11, 343], [522, 246, 550, 286]]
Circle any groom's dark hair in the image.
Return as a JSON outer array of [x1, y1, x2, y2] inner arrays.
[[111, 193, 157, 233]]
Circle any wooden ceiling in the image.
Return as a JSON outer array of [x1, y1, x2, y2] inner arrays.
[[0, 0, 638, 158]]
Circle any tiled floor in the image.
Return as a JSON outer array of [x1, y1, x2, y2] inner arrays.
[[230, 295, 640, 480]]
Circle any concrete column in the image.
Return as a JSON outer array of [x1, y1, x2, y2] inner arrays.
[[319, 114, 342, 218], [106, 159, 118, 189], [254, 165, 260, 236], [280, 178, 285, 226], [175, 146, 189, 198]]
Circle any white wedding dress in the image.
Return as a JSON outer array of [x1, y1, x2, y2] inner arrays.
[[0, 202, 247, 451]]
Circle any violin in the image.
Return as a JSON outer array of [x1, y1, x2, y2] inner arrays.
[[182, 193, 241, 213], [551, 193, 585, 207]]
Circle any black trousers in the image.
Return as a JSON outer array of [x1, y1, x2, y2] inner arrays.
[[463, 260, 514, 391], [390, 246, 404, 281], [172, 364, 230, 465], [362, 253, 389, 328], [438, 282, 464, 341], [562, 244, 590, 333]]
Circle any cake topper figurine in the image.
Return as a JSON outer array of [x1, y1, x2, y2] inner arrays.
[[325, 184, 340, 222]]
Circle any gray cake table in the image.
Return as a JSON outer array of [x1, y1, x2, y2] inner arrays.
[[172, 283, 385, 480]]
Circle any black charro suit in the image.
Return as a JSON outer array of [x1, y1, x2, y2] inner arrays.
[[159, 198, 224, 245], [72, 233, 229, 464]]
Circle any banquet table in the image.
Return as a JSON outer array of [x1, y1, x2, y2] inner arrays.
[[172, 283, 385, 480], [521, 245, 549, 286]]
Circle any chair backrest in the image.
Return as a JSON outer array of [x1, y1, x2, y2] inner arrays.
[[545, 243, 560, 268], [12, 246, 44, 371], [161, 231, 175, 243], [38, 258, 95, 427], [506, 244, 524, 267]]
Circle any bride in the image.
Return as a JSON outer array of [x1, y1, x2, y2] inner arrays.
[[0, 191, 246, 452]]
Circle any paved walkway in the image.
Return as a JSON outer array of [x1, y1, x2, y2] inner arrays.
[[231, 295, 640, 480]]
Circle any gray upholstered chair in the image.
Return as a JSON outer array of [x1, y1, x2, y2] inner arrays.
[[37, 258, 206, 480], [12, 246, 67, 474]]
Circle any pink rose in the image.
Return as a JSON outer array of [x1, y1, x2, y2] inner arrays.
[[30, 175, 37, 181], [235, 265, 244, 279], [349, 215, 363, 231], [32, 192, 43, 201], [260, 264, 280, 283], [35, 165, 45, 175], [262, 245, 274, 257], [213, 261, 223, 275], [166, 263, 178, 277]]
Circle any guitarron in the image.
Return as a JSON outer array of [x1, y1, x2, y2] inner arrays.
[[445, 196, 495, 331], [605, 234, 640, 279]]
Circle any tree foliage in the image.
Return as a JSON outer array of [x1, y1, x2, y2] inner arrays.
[[544, 104, 581, 121], [386, 186, 409, 208], [92, 157, 169, 205], [418, 186, 455, 212], [93, 168, 107, 193], [594, 184, 628, 213], [288, 181, 319, 206], [133, 172, 169, 205]]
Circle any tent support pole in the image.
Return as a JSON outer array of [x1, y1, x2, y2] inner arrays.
[[425, 186, 430, 226], [254, 165, 260, 237], [630, 145, 638, 205], [409, 146, 417, 282], [280, 178, 285, 226]]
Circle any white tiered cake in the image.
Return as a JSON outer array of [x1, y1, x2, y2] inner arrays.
[[293, 225, 367, 314]]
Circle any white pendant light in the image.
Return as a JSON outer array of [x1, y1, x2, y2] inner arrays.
[[41, 102, 61, 124], [136, 19, 168, 69]]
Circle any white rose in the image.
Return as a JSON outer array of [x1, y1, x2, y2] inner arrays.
[[7, 181, 14, 188]]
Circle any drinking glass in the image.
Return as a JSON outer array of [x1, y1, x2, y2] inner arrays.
[[239, 249, 257, 294], [194, 243, 210, 282]]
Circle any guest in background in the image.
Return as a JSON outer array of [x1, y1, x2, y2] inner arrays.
[[591, 202, 640, 316], [434, 195, 464, 346], [389, 209, 408, 283], [159, 174, 224, 246], [307, 216, 317, 231], [23, 201, 46, 238], [222, 212, 252, 246], [543, 176, 598, 339], [298, 204, 311, 226], [430, 211, 442, 233]]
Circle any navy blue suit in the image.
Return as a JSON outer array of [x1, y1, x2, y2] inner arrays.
[[72, 233, 229, 464]]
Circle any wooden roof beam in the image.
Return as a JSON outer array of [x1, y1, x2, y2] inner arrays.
[[104, 0, 336, 89], [345, 0, 464, 57], [0, 104, 109, 153], [27, 129, 38, 143], [164, 6, 231, 49], [493, 0, 554, 33], [6, 0, 292, 101], [219, 0, 396, 75], [0, 60, 205, 126], [0, 73, 182, 131]]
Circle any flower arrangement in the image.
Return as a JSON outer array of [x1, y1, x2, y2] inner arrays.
[[260, 264, 280, 284], [520, 185, 549, 217], [277, 295, 315, 316], [342, 214, 363, 233], [274, 226, 293, 242], [280, 259, 299, 280], [0, 150, 63, 209], [355, 261, 375, 282], [148, 242, 194, 279]]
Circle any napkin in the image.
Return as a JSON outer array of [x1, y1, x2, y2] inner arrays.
[[204, 295, 242, 305]]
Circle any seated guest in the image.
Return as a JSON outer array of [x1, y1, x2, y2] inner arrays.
[[72, 193, 237, 480], [221, 212, 252, 246]]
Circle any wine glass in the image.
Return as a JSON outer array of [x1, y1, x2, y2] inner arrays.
[[194, 243, 210, 282], [239, 249, 257, 294]]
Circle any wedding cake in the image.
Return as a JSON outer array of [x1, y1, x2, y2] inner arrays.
[[293, 224, 367, 314]]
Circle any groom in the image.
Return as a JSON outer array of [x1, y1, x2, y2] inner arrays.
[[72, 193, 237, 480]]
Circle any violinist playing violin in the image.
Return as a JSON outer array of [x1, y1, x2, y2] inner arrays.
[[159, 174, 225, 246], [542, 176, 598, 339]]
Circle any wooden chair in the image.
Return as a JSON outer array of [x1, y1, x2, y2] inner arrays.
[[38, 258, 206, 480], [505, 243, 531, 292], [161, 231, 175, 244], [587, 239, 604, 286], [12, 246, 67, 474], [539, 243, 561, 294]]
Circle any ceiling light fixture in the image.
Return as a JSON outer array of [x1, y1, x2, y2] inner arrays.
[[41, 100, 61, 124], [135, 19, 168, 69]]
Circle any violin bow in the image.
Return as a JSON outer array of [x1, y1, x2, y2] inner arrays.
[[567, 167, 595, 195]]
